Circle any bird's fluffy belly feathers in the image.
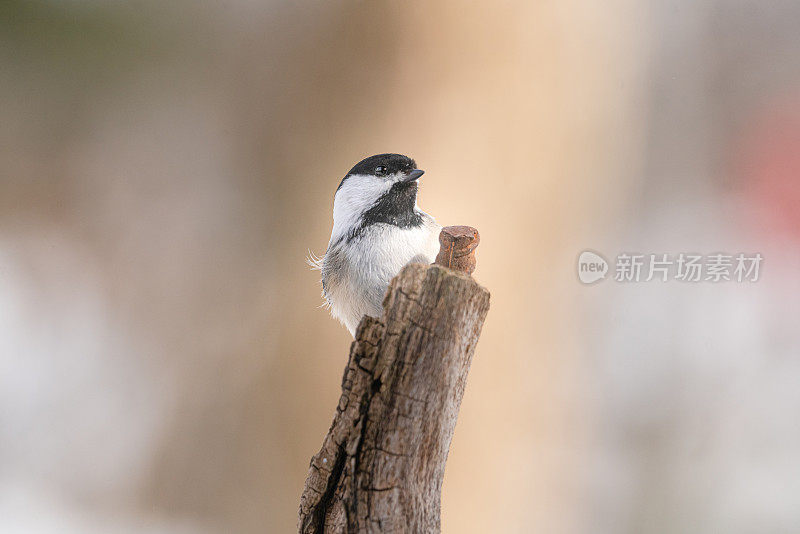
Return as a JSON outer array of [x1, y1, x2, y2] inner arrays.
[[322, 218, 440, 334]]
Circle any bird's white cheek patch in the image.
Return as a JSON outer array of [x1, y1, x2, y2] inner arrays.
[[330, 175, 392, 243]]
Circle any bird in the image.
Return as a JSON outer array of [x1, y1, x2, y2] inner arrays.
[[310, 153, 441, 336]]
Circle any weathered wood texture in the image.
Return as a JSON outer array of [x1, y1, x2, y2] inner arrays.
[[299, 262, 490, 533]]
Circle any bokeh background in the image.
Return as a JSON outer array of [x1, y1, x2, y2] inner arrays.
[[2, 1, 800, 532]]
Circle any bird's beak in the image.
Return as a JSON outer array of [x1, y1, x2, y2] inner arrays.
[[402, 169, 425, 182]]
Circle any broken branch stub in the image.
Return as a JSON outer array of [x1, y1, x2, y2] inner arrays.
[[434, 225, 480, 275]]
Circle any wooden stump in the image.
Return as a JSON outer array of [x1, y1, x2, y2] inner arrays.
[[299, 227, 490, 533]]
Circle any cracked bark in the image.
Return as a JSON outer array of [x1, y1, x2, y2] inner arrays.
[[298, 260, 490, 533]]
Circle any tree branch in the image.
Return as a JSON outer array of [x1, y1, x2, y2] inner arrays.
[[299, 227, 490, 533]]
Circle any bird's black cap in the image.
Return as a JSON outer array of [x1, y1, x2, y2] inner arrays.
[[337, 153, 418, 191]]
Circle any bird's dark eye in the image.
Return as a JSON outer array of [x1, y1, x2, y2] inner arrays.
[[375, 166, 387, 176]]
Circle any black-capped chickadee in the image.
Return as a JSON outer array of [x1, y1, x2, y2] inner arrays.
[[310, 154, 441, 335]]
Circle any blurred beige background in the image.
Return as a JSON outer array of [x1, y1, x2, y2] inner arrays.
[[2, 1, 800, 532]]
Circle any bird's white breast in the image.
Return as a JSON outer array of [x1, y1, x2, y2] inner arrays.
[[323, 217, 440, 335]]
